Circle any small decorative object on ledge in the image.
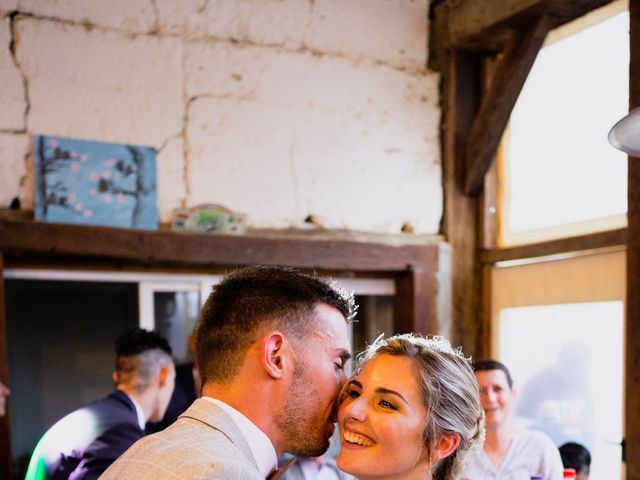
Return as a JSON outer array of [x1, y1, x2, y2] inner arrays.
[[172, 204, 246, 234], [33, 135, 158, 230]]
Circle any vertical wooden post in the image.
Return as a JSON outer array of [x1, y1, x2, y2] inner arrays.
[[0, 252, 12, 480], [393, 266, 437, 335], [626, 1, 640, 477], [441, 47, 484, 358]]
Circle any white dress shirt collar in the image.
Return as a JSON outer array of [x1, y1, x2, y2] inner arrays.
[[125, 393, 146, 430], [203, 396, 278, 478]]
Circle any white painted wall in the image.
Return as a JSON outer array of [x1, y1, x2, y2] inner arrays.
[[0, 0, 442, 234]]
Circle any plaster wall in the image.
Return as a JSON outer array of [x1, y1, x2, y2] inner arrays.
[[0, 0, 443, 234]]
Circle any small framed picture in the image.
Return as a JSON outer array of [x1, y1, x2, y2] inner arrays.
[[33, 134, 158, 229]]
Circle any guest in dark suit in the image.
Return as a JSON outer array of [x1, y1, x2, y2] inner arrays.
[[25, 329, 175, 480]]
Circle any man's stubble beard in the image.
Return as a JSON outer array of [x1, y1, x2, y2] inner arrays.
[[277, 360, 331, 457]]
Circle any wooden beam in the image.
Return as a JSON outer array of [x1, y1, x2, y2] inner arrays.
[[445, 0, 615, 52], [441, 47, 483, 357], [464, 15, 550, 196], [626, 0, 640, 476], [480, 228, 627, 264], [393, 266, 438, 335], [0, 218, 439, 273], [447, 0, 541, 50]]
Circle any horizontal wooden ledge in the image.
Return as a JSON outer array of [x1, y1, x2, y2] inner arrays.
[[0, 218, 442, 273], [480, 227, 627, 264]]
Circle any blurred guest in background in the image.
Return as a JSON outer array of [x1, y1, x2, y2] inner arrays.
[[282, 454, 347, 480], [559, 442, 591, 480], [461, 360, 563, 480], [25, 329, 175, 480], [146, 332, 200, 433]]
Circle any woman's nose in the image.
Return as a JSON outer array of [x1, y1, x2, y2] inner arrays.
[[342, 397, 367, 422]]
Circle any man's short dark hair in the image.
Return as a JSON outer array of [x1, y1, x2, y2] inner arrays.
[[116, 328, 172, 357], [472, 359, 514, 389], [115, 329, 173, 393], [559, 442, 591, 475], [196, 265, 355, 385]]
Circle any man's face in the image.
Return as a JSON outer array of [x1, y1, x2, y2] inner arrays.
[[278, 303, 352, 456], [0, 381, 9, 417], [475, 369, 515, 429], [149, 363, 176, 423]]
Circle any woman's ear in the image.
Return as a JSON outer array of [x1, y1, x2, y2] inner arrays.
[[262, 331, 286, 379], [432, 433, 460, 463]]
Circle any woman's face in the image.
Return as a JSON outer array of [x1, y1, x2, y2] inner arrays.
[[475, 369, 515, 429], [336, 354, 430, 480]]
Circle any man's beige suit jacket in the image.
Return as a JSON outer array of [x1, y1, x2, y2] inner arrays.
[[99, 398, 264, 479]]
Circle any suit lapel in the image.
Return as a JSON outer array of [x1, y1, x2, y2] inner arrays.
[[179, 398, 259, 470]]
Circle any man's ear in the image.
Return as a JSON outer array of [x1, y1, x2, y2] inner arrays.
[[262, 331, 286, 379], [432, 433, 460, 463], [112, 371, 119, 386], [158, 364, 171, 387]]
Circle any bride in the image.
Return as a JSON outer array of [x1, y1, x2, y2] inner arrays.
[[336, 334, 484, 480]]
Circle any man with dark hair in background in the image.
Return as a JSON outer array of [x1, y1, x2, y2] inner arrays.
[[559, 442, 591, 480], [25, 329, 175, 480], [102, 266, 355, 480]]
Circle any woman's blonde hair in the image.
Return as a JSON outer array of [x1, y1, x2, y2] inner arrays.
[[357, 333, 484, 480]]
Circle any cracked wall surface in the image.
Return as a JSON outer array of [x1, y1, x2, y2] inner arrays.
[[0, 0, 442, 234]]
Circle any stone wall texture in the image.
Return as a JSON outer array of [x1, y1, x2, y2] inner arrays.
[[0, 0, 442, 234]]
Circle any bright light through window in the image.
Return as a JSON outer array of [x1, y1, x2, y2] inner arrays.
[[502, 8, 629, 245], [499, 302, 623, 480]]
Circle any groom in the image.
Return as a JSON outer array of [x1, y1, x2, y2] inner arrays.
[[102, 266, 355, 479]]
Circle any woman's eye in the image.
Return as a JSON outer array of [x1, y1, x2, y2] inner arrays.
[[379, 399, 397, 410], [348, 389, 361, 399]]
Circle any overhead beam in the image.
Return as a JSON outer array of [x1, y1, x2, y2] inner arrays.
[[447, 0, 541, 50], [444, 0, 615, 52], [464, 15, 549, 196]]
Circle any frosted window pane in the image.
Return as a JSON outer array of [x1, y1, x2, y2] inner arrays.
[[503, 11, 628, 241], [498, 302, 623, 480]]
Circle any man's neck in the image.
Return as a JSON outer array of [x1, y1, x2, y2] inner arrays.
[[117, 387, 148, 428]]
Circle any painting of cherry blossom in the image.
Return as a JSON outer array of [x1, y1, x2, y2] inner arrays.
[[33, 135, 158, 229]]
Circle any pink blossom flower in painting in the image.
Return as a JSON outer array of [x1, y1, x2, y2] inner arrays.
[[83, 209, 93, 217], [48, 138, 58, 148], [89, 171, 100, 181], [89, 188, 97, 196], [102, 171, 112, 179], [104, 159, 116, 168], [70, 151, 78, 158], [80, 154, 88, 162], [70, 162, 81, 172], [104, 194, 113, 204], [68, 193, 77, 203], [116, 193, 125, 203]]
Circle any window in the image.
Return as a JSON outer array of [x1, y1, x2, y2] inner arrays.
[[499, 2, 629, 246], [491, 250, 625, 478]]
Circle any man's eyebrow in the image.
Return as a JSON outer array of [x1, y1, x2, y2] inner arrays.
[[375, 387, 409, 405]]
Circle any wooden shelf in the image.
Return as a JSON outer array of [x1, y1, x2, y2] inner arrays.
[[0, 216, 440, 273]]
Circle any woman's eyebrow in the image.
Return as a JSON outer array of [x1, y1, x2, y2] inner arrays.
[[348, 380, 363, 389], [375, 387, 409, 405]]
